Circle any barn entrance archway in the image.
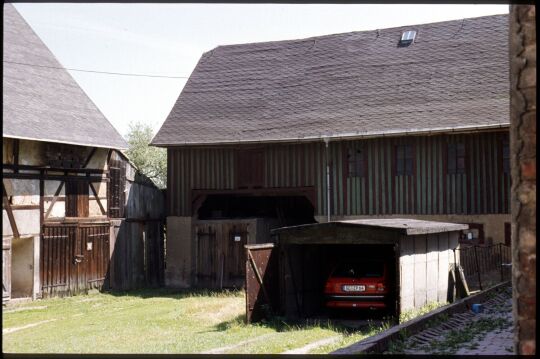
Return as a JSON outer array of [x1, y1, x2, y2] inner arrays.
[[193, 192, 316, 289]]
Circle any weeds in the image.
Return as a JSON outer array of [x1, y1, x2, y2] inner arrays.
[[427, 317, 512, 354], [399, 301, 447, 323]]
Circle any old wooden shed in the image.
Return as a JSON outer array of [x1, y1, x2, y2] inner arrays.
[[245, 219, 467, 322]]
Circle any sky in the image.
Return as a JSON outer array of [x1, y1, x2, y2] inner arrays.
[[12, 3, 509, 138]]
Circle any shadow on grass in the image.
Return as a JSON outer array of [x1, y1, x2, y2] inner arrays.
[[101, 287, 243, 300], [210, 312, 390, 335]]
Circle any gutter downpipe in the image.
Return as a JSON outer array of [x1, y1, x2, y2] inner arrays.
[[323, 136, 331, 223]]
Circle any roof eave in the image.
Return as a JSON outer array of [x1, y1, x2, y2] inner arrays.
[[150, 123, 510, 148], [2, 134, 128, 151]]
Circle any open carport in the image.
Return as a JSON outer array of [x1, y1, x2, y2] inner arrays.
[[245, 219, 467, 323]]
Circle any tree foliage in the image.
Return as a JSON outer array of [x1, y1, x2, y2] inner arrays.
[[125, 122, 166, 189]]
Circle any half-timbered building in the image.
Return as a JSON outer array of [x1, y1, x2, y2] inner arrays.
[[2, 4, 165, 303]]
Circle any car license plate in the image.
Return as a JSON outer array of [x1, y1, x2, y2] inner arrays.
[[342, 285, 365, 292]]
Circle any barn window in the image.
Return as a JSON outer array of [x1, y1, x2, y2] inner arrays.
[[502, 140, 510, 174], [65, 180, 89, 217], [447, 143, 466, 174], [108, 158, 126, 218], [395, 145, 413, 176], [237, 149, 264, 189], [347, 147, 364, 177]]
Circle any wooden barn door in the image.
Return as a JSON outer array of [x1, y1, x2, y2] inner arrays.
[[41, 224, 76, 297], [225, 224, 249, 288], [196, 226, 217, 287], [79, 224, 110, 291], [41, 223, 110, 297]]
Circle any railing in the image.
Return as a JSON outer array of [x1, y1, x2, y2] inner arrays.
[[453, 243, 511, 292]]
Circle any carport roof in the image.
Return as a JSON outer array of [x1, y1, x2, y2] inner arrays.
[[273, 218, 468, 236]]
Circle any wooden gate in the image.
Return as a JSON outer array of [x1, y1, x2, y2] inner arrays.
[[3, 237, 12, 303], [196, 226, 217, 287], [195, 222, 251, 289], [41, 222, 109, 298], [245, 243, 279, 323]]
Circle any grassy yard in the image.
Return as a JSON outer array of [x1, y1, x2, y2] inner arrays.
[[2, 289, 387, 354]]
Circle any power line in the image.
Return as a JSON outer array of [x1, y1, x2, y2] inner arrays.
[[4, 60, 189, 79]]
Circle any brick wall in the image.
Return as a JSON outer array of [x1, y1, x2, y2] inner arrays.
[[509, 4, 536, 355]]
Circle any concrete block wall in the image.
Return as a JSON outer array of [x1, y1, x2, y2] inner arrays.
[[510, 4, 536, 355]]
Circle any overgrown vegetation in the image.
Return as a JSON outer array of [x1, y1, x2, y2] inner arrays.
[[2, 289, 391, 354], [125, 122, 166, 188], [399, 301, 447, 323]]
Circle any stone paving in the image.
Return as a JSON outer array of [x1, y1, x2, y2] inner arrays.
[[387, 285, 514, 355]]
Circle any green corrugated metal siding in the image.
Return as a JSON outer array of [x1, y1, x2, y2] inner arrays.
[[167, 131, 510, 217]]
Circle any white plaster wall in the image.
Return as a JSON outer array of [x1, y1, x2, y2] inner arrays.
[[3, 209, 40, 237], [85, 148, 108, 170], [4, 179, 39, 205]]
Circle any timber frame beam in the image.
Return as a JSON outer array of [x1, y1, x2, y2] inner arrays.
[[89, 182, 107, 215], [2, 164, 108, 175], [3, 182, 20, 239], [2, 172, 108, 182], [44, 181, 65, 220]]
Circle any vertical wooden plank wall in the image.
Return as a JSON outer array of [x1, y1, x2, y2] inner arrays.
[[167, 131, 510, 217]]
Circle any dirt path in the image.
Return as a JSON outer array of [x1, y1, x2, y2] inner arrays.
[[281, 336, 342, 354], [3, 319, 57, 335], [200, 333, 275, 354], [3, 306, 47, 314]]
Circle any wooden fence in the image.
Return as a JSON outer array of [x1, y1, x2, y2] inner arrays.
[[109, 219, 164, 291], [454, 243, 511, 292]]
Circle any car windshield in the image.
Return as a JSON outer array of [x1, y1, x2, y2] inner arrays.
[[332, 262, 384, 278]]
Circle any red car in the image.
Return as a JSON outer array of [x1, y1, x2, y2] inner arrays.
[[324, 261, 390, 310]]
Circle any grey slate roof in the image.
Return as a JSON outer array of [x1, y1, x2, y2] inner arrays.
[[152, 14, 509, 147], [3, 3, 128, 150], [273, 218, 469, 236]]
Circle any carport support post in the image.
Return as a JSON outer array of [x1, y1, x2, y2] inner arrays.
[[323, 136, 331, 222]]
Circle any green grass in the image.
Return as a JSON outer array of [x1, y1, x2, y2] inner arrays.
[[2, 289, 388, 354], [399, 301, 447, 323]]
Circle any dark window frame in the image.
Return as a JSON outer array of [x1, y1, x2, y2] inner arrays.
[[347, 146, 365, 178], [502, 140, 510, 174], [236, 148, 265, 189], [395, 144, 414, 176], [447, 142, 466, 174]]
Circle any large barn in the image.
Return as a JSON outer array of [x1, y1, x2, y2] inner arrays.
[[2, 3, 165, 302], [151, 14, 510, 289]]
